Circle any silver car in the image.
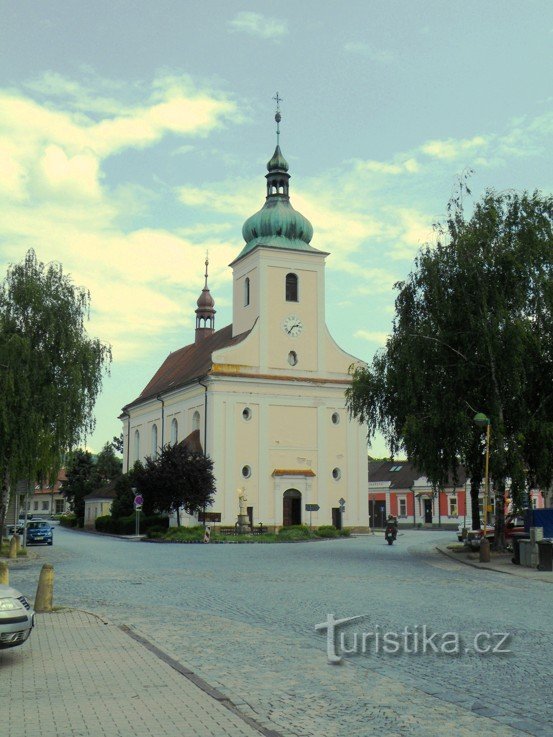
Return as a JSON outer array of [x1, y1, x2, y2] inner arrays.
[[0, 584, 35, 648]]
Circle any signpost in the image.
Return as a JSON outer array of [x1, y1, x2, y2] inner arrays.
[[132, 489, 143, 537], [305, 503, 320, 530]]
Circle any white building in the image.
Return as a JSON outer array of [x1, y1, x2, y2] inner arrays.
[[121, 125, 369, 531]]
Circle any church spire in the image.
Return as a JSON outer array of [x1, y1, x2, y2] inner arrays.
[[195, 254, 216, 342], [266, 92, 290, 197]]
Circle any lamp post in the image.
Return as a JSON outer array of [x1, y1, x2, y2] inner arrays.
[[474, 412, 491, 562]]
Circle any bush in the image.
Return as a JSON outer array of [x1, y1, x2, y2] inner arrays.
[[316, 525, 339, 538], [59, 513, 78, 528], [339, 527, 351, 537], [95, 515, 115, 533], [164, 525, 205, 542], [277, 524, 312, 541]]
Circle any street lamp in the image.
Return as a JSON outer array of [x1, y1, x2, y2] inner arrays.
[[474, 412, 491, 563]]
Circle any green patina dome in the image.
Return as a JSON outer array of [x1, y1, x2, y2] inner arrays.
[[236, 144, 317, 261]]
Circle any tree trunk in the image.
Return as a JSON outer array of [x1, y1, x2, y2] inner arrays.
[[0, 470, 11, 547], [493, 481, 506, 551], [470, 477, 481, 531]]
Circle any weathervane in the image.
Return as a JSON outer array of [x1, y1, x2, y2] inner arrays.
[[273, 92, 283, 144]]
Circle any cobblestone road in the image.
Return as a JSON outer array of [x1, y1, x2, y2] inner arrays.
[[9, 529, 553, 737]]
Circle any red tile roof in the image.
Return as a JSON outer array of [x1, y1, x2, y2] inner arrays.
[[123, 324, 251, 410], [368, 460, 466, 489]]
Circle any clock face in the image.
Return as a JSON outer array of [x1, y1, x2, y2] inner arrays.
[[282, 314, 303, 337]]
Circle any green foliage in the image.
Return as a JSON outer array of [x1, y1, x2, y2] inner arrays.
[[96, 513, 168, 535], [277, 524, 312, 541], [109, 473, 135, 519], [164, 525, 206, 542], [62, 450, 95, 526], [338, 527, 352, 537], [133, 444, 216, 516], [0, 249, 111, 533], [316, 525, 339, 538], [94, 442, 122, 482], [59, 513, 78, 528], [347, 188, 553, 546]]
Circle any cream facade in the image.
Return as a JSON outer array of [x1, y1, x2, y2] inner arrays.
[[121, 134, 369, 530]]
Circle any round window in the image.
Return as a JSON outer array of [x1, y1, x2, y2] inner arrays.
[[242, 465, 252, 479], [331, 412, 340, 425], [288, 351, 298, 366], [242, 407, 252, 421], [332, 467, 342, 480]]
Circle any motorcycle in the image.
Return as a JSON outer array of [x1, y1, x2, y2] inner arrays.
[[385, 524, 397, 545]]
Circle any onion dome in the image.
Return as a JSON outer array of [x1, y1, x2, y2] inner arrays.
[[233, 98, 320, 263], [195, 256, 215, 342]]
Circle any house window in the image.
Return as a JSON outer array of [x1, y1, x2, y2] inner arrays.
[[244, 277, 250, 306], [134, 429, 140, 461], [171, 418, 178, 445], [55, 499, 64, 514], [285, 273, 298, 302], [399, 498, 407, 517], [242, 407, 252, 421], [332, 467, 342, 480], [192, 411, 201, 432], [242, 465, 252, 479], [42, 501, 49, 511], [151, 424, 158, 458], [288, 351, 298, 366], [331, 412, 340, 425], [34, 501, 39, 511], [449, 495, 458, 516]]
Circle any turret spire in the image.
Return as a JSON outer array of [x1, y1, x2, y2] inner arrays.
[[195, 252, 216, 342], [273, 91, 282, 146]]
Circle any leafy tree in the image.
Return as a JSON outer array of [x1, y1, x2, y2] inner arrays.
[[94, 442, 122, 483], [109, 473, 136, 519], [111, 434, 124, 454], [0, 250, 111, 535], [133, 443, 215, 521], [62, 450, 95, 525], [347, 189, 553, 548]]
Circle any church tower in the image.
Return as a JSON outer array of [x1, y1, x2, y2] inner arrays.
[[195, 256, 216, 342]]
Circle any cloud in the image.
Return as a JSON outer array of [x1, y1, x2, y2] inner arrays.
[[421, 135, 489, 161], [354, 330, 390, 346], [228, 12, 288, 40], [344, 41, 395, 64]]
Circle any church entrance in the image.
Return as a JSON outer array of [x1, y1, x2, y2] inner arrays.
[[283, 489, 302, 526]]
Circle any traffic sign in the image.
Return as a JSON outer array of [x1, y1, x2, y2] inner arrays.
[[134, 494, 143, 509], [305, 503, 320, 512]]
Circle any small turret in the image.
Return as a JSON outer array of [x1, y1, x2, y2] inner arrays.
[[195, 256, 216, 342]]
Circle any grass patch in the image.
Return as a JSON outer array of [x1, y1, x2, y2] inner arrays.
[[158, 523, 351, 543]]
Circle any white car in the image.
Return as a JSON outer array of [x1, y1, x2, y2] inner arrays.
[[0, 584, 35, 648]]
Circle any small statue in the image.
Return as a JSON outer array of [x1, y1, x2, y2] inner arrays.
[[238, 488, 247, 516]]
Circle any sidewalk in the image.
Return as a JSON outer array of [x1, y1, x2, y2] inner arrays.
[[436, 544, 553, 583], [0, 609, 281, 737]]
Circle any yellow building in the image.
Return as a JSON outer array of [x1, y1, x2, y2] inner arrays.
[[121, 123, 369, 531]]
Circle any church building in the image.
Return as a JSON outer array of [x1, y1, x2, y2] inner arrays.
[[120, 112, 369, 531]]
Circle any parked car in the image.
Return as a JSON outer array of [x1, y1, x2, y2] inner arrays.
[[465, 515, 526, 550], [0, 584, 35, 648], [26, 520, 54, 546]]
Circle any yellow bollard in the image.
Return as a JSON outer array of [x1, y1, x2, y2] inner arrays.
[[13, 534, 20, 554], [8, 536, 18, 559], [35, 563, 54, 612], [0, 561, 8, 585]]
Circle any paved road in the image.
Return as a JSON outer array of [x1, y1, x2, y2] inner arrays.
[[9, 528, 553, 737]]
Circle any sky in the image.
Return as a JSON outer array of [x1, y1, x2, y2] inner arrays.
[[1, 1, 551, 457]]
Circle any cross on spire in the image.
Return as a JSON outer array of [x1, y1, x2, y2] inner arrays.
[[273, 92, 283, 144]]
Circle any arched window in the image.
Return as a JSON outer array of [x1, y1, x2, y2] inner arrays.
[[286, 273, 298, 302], [170, 418, 178, 446], [193, 411, 200, 432], [133, 430, 140, 461], [151, 424, 158, 457], [244, 277, 250, 306]]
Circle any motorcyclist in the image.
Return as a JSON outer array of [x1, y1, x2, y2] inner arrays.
[[385, 515, 398, 541]]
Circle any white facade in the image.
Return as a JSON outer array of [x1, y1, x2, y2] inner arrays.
[[121, 142, 369, 530]]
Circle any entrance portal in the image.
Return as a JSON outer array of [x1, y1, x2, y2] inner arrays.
[[283, 489, 302, 526], [424, 498, 433, 524]]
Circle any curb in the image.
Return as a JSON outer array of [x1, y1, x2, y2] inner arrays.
[[435, 545, 553, 583], [119, 625, 284, 737]]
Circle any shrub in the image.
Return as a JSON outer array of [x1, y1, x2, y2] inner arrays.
[[339, 527, 351, 537], [164, 525, 205, 542], [59, 513, 78, 528], [277, 524, 312, 541], [95, 515, 115, 533], [316, 525, 339, 538]]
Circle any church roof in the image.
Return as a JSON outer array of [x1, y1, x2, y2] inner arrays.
[[123, 324, 251, 410]]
